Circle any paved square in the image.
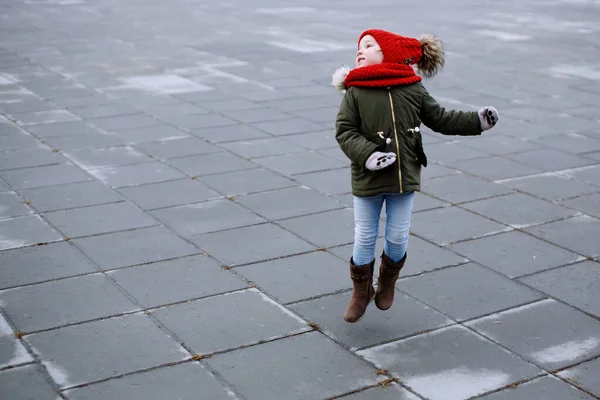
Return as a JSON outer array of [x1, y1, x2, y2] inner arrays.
[[2, 0, 599, 398]]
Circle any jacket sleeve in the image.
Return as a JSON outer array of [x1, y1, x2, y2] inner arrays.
[[335, 89, 379, 166], [420, 86, 482, 136]]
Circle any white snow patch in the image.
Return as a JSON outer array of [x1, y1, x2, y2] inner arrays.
[[158, 135, 190, 142], [0, 340, 34, 368], [268, 38, 353, 53], [476, 30, 532, 41], [120, 74, 213, 94], [530, 337, 600, 364], [468, 299, 555, 325], [257, 7, 316, 14], [253, 288, 307, 324], [0, 314, 14, 336], [548, 65, 600, 81], [86, 166, 116, 183], [41, 360, 71, 388], [407, 367, 511, 400], [0, 237, 29, 250], [0, 75, 15, 85]]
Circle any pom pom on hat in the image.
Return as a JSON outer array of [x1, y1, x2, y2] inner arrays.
[[359, 29, 445, 78]]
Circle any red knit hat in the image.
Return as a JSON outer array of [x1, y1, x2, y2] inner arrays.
[[359, 29, 445, 78]]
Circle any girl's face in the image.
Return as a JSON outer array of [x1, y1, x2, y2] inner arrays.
[[356, 35, 383, 68]]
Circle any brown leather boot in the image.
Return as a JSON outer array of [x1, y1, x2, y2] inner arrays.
[[343, 258, 375, 323], [375, 252, 407, 310]]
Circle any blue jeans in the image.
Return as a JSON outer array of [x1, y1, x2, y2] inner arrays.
[[352, 192, 415, 266]]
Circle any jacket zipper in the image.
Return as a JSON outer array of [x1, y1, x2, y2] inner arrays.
[[387, 90, 403, 192]]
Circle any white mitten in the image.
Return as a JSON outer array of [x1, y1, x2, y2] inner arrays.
[[478, 106, 499, 131], [366, 152, 396, 171]]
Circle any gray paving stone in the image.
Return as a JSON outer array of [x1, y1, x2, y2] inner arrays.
[[197, 98, 262, 112], [525, 215, 600, 258], [0, 311, 34, 368], [563, 165, 600, 187], [235, 186, 344, 220], [73, 226, 199, 270], [135, 137, 219, 159], [500, 174, 599, 202], [478, 375, 594, 400], [206, 331, 383, 400], [255, 151, 346, 176], [18, 180, 123, 213], [448, 156, 543, 181], [262, 97, 333, 112], [318, 147, 352, 165], [108, 255, 245, 308], [421, 163, 462, 179], [0, 242, 97, 289], [154, 288, 308, 354], [0, 148, 63, 171], [12, 110, 80, 126], [0, 365, 57, 400], [88, 161, 186, 188], [561, 193, 600, 219], [114, 125, 192, 144], [533, 132, 600, 155], [150, 199, 265, 236], [424, 142, 491, 165], [193, 124, 269, 143], [507, 148, 596, 172], [251, 118, 324, 136], [198, 168, 295, 196], [450, 231, 582, 278], [43, 202, 157, 238], [0, 121, 24, 136], [168, 152, 256, 176], [0, 162, 92, 190], [0, 215, 62, 251], [278, 208, 356, 248], [166, 113, 238, 131], [358, 325, 542, 400], [221, 137, 305, 159], [0, 273, 139, 332], [401, 263, 543, 321], [25, 313, 189, 389], [236, 251, 350, 304], [338, 384, 420, 400], [410, 206, 510, 246], [64, 363, 235, 400], [519, 261, 600, 316], [422, 174, 513, 204], [294, 168, 351, 195], [290, 106, 339, 124], [0, 191, 32, 218], [24, 120, 103, 138], [63, 146, 151, 170], [221, 107, 291, 124], [0, 134, 45, 153], [89, 114, 162, 132], [467, 299, 600, 371], [460, 134, 540, 155], [558, 358, 600, 397], [69, 103, 141, 120], [190, 223, 315, 266], [461, 193, 577, 228], [291, 291, 452, 350], [42, 132, 126, 150], [412, 192, 449, 213], [118, 179, 220, 210], [284, 130, 337, 150]]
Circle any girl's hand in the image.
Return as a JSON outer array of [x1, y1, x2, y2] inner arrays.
[[478, 106, 499, 131], [366, 152, 396, 171]]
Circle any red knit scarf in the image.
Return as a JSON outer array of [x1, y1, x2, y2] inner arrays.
[[344, 63, 422, 88]]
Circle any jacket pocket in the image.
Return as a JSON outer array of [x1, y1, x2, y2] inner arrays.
[[405, 133, 428, 168]]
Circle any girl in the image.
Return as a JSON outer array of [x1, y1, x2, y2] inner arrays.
[[332, 29, 498, 323]]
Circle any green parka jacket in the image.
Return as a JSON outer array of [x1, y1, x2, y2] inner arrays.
[[335, 82, 482, 197]]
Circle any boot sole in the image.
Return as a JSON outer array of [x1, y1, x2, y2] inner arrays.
[[344, 294, 375, 323]]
